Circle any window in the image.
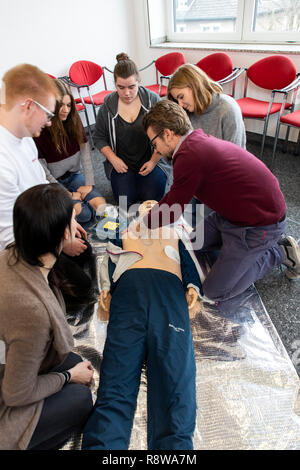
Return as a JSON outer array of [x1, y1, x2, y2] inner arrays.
[[163, 0, 300, 43], [243, 0, 300, 41]]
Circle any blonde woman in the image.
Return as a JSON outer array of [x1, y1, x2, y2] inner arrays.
[[167, 63, 246, 149]]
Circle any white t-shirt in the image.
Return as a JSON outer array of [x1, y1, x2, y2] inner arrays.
[[0, 125, 48, 250]]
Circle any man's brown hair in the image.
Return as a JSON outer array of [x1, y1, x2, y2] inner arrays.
[[142, 100, 192, 136], [1, 63, 59, 110]]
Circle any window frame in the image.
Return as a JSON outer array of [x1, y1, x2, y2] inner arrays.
[[164, 0, 300, 45]]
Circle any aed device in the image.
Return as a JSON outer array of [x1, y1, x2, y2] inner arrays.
[[95, 217, 127, 241]]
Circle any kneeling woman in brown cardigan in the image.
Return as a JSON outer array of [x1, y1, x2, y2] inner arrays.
[[0, 184, 94, 450]]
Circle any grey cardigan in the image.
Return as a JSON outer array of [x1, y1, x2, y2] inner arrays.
[[93, 86, 170, 179], [189, 93, 246, 149]]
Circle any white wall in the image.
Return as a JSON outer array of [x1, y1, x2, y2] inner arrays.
[[0, 0, 138, 124], [0, 0, 138, 80]]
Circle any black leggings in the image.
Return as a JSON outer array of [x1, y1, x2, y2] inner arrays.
[[27, 352, 93, 450]]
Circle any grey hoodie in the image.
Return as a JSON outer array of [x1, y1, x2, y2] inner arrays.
[[93, 86, 170, 179]]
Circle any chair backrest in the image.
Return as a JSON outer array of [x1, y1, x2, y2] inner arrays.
[[247, 55, 296, 90], [196, 52, 233, 81], [155, 52, 185, 76], [69, 61, 104, 86]]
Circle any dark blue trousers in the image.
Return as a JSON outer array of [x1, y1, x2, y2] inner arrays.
[[58, 171, 103, 226], [110, 166, 167, 209], [82, 269, 196, 450], [196, 211, 286, 304]]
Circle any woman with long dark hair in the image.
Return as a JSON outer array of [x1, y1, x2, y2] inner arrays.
[[0, 184, 94, 450], [34, 80, 106, 227]]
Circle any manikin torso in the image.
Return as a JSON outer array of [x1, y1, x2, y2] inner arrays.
[[122, 226, 182, 281]]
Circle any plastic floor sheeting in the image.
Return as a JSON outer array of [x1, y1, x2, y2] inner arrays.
[[62, 240, 300, 450]]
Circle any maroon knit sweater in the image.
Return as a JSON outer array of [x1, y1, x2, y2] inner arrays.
[[145, 129, 286, 228]]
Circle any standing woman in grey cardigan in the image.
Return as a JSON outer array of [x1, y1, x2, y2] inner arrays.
[[93, 53, 168, 210], [0, 184, 94, 450], [167, 64, 246, 148]]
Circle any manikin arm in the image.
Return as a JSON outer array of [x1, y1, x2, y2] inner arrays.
[[98, 253, 112, 321], [186, 287, 198, 309], [99, 289, 111, 311]]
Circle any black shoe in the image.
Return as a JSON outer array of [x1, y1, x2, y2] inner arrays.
[[279, 236, 300, 279]]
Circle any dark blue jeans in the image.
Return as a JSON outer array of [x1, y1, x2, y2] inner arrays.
[[110, 166, 167, 209], [58, 172, 103, 225]]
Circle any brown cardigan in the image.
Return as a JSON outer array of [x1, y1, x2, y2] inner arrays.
[[0, 249, 74, 450]]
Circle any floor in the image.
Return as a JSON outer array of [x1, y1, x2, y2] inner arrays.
[[90, 130, 300, 379], [1, 128, 299, 449], [246, 133, 300, 379]]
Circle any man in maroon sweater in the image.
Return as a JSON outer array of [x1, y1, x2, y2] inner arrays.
[[136, 100, 300, 310]]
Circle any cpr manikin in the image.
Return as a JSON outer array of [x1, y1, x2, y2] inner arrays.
[[99, 200, 200, 318], [82, 200, 202, 450]]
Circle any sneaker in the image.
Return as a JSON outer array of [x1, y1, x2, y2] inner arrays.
[[279, 236, 300, 279]]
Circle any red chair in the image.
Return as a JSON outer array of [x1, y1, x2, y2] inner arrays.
[[195, 52, 244, 97], [67, 60, 113, 121], [271, 72, 300, 168], [144, 52, 185, 97], [279, 110, 300, 154], [236, 55, 298, 157]]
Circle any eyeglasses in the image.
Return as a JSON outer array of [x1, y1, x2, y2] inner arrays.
[[21, 99, 55, 122], [149, 130, 163, 151]]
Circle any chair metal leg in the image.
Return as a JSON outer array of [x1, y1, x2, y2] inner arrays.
[[270, 117, 282, 171], [260, 114, 270, 158], [87, 89, 97, 123], [91, 103, 97, 122], [283, 125, 290, 153], [295, 130, 300, 156], [83, 108, 94, 149], [232, 79, 236, 98]]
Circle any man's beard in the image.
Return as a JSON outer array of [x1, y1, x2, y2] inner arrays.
[[165, 150, 174, 161], [162, 147, 174, 161]]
